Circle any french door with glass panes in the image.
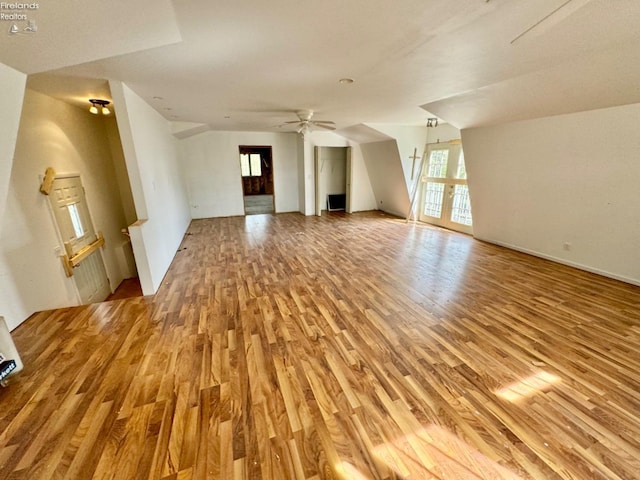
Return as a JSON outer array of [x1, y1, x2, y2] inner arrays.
[[418, 142, 473, 234]]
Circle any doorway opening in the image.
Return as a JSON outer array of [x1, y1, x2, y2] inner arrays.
[[418, 142, 473, 234], [314, 146, 352, 216], [239, 145, 274, 215]]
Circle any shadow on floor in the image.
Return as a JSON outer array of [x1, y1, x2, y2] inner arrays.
[[106, 277, 143, 301]]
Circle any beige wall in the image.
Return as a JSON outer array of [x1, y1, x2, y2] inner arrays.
[[0, 89, 132, 330], [179, 130, 300, 218], [463, 103, 640, 285], [360, 140, 410, 217], [110, 81, 191, 295], [0, 63, 26, 222]]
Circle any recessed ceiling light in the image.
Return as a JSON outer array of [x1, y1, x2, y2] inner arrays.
[[338, 78, 354, 84], [224, 115, 231, 119], [153, 96, 163, 100]]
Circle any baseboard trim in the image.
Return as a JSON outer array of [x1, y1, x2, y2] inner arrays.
[[476, 237, 640, 287]]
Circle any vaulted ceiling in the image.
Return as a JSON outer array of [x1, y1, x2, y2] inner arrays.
[[2, 0, 639, 133]]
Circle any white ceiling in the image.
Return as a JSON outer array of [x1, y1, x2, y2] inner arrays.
[[4, 0, 640, 132]]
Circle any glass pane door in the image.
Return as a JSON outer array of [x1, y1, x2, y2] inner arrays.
[[418, 143, 473, 234]]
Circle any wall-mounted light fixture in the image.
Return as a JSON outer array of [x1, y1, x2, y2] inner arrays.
[[427, 118, 438, 128], [89, 99, 111, 115]]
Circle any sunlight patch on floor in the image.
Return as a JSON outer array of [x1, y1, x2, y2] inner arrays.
[[495, 371, 560, 402], [337, 461, 371, 480], [337, 425, 526, 479]]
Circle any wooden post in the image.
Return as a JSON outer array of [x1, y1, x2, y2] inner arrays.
[[406, 150, 428, 222]]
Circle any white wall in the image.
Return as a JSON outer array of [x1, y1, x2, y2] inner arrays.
[[426, 123, 460, 145], [111, 81, 191, 294], [0, 63, 26, 222], [360, 140, 410, 217], [347, 143, 377, 213], [302, 137, 315, 215], [462, 103, 640, 285], [179, 129, 376, 218], [179, 131, 299, 218], [296, 135, 305, 214], [367, 125, 428, 188], [0, 89, 130, 330]]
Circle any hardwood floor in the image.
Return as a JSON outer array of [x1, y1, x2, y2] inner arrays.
[[1, 211, 639, 479], [105, 278, 143, 301]]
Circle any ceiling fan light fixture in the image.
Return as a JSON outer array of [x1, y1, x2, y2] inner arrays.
[[285, 110, 336, 136], [296, 124, 312, 137]]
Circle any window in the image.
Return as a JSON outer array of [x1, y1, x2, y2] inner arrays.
[[427, 150, 448, 178], [455, 150, 467, 179], [450, 185, 473, 225], [424, 183, 445, 218], [240, 153, 262, 177], [67, 203, 85, 238]]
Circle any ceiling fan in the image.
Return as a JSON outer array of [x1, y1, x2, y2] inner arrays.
[[280, 110, 336, 135]]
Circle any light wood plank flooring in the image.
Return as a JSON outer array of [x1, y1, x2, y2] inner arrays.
[[1, 211, 639, 479]]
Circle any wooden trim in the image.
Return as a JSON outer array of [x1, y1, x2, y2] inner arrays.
[[69, 233, 105, 267], [60, 255, 74, 277], [129, 219, 147, 227], [63, 242, 73, 258], [39, 167, 56, 195], [61, 233, 105, 277]]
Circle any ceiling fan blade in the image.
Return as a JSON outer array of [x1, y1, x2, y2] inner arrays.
[[312, 120, 335, 125], [313, 123, 336, 131], [283, 120, 303, 124]]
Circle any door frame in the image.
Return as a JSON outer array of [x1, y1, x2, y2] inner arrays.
[[238, 145, 275, 215], [345, 147, 352, 213]]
